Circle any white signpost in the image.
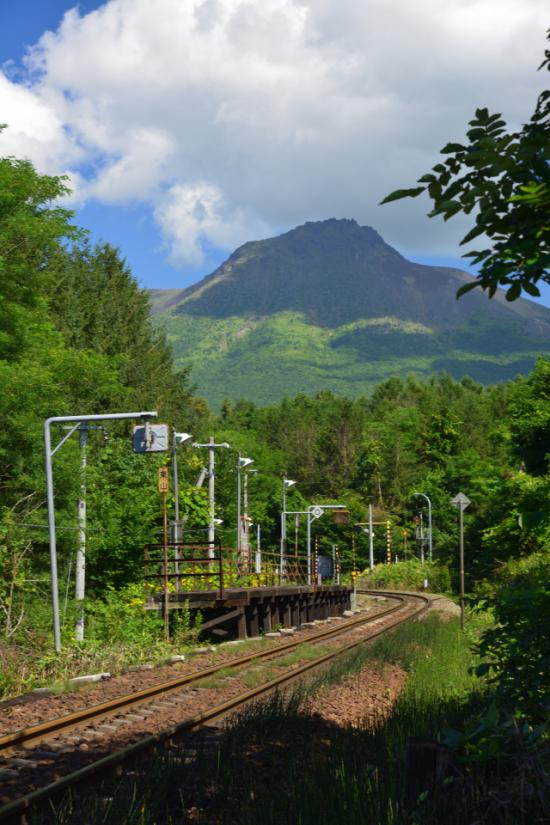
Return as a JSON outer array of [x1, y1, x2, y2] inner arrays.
[[451, 492, 471, 630]]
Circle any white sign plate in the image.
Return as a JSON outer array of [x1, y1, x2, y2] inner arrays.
[[451, 492, 471, 510], [133, 423, 169, 453], [311, 506, 324, 519]]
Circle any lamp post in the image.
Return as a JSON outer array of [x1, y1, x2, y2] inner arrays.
[[172, 431, 193, 542], [192, 439, 230, 558], [45, 411, 157, 652], [171, 431, 192, 591], [242, 467, 257, 571], [280, 476, 296, 579], [413, 492, 433, 563], [236, 456, 254, 566]]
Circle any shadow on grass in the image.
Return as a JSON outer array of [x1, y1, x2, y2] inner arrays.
[[31, 617, 549, 824]]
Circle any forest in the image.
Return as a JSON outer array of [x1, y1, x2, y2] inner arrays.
[[0, 144, 549, 823]]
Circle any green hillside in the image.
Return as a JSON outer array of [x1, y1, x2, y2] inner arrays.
[[151, 219, 550, 407]]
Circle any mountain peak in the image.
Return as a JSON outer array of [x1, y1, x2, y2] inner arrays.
[[159, 219, 550, 334], [278, 217, 392, 250], [151, 220, 550, 407]]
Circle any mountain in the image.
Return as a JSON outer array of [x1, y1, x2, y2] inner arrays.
[[150, 219, 550, 408]]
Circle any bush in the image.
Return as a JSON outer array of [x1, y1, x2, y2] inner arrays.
[[475, 551, 550, 720], [359, 558, 451, 593]]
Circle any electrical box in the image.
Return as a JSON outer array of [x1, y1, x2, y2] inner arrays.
[[133, 423, 169, 452]]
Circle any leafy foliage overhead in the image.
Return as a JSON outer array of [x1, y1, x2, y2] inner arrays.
[[382, 32, 550, 302]]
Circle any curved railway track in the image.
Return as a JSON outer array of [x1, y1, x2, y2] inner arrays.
[[0, 590, 429, 823]]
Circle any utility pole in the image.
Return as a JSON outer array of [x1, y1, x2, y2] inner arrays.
[[74, 424, 88, 642], [280, 476, 296, 580], [255, 523, 261, 574], [242, 467, 257, 571], [192, 439, 230, 558], [236, 456, 254, 570]]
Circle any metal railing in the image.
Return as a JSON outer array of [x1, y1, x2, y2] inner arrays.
[[143, 543, 342, 605]]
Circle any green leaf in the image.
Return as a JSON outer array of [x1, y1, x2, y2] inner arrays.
[[441, 142, 467, 154], [522, 281, 541, 297], [505, 282, 521, 301], [475, 107, 490, 123], [443, 203, 462, 220], [380, 187, 424, 204], [456, 280, 481, 298], [460, 225, 485, 245]]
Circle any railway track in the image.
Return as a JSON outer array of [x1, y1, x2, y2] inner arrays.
[[0, 590, 429, 823]]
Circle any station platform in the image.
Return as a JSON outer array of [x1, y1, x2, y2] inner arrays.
[[145, 583, 353, 639]]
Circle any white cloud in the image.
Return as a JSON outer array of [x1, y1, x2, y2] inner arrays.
[[0, 73, 82, 172], [155, 181, 270, 265], [0, 0, 547, 266]]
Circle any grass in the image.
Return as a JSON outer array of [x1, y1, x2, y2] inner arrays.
[[269, 642, 332, 668], [193, 643, 331, 690], [194, 666, 240, 689]]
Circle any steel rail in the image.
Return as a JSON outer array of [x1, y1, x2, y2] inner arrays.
[[0, 595, 406, 754], [0, 591, 429, 824]]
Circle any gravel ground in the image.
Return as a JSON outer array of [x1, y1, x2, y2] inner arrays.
[[308, 660, 407, 728]]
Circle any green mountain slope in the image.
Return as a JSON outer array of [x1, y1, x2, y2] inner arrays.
[[151, 219, 550, 407]]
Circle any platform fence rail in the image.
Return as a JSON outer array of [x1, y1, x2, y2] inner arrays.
[[143, 543, 341, 606]]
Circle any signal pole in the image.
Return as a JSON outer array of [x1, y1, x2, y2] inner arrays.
[[452, 492, 471, 630]]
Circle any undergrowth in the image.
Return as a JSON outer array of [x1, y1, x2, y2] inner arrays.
[[0, 585, 203, 700]]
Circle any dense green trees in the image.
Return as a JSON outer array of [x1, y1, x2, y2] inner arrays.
[[0, 150, 207, 646]]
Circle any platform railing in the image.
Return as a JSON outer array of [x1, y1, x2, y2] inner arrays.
[[144, 543, 224, 602], [143, 543, 341, 605]]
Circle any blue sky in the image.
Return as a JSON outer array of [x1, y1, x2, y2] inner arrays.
[[1, 0, 548, 307]]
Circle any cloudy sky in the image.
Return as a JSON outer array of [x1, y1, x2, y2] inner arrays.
[[1, 0, 548, 305]]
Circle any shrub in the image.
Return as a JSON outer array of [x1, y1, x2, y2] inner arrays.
[[359, 558, 451, 593], [475, 551, 550, 720]]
